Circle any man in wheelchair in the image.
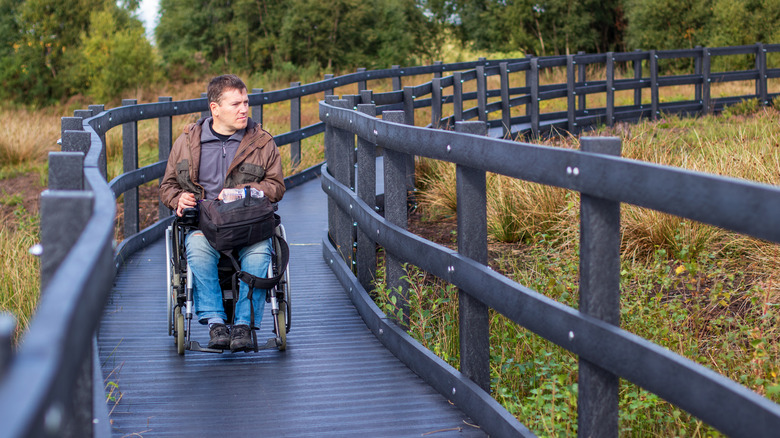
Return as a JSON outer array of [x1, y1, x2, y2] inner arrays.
[[160, 74, 285, 352]]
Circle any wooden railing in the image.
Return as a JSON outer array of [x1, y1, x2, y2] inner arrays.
[[0, 43, 778, 437]]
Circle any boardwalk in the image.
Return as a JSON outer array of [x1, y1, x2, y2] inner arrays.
[[97, 176, 485, 437]]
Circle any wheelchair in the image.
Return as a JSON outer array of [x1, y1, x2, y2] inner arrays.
[[165, 207, 291, 355]]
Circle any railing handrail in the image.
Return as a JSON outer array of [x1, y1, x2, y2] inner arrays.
[[318, 43, 780, 436]]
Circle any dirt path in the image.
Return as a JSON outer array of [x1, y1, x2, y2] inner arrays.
[[0, 172, 44, 231]]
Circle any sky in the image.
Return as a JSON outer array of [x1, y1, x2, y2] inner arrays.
[[139, 0, 159, 41]]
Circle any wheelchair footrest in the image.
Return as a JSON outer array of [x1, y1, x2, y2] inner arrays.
[[186, 338, 282, 354], [188, 340, 225, 354]]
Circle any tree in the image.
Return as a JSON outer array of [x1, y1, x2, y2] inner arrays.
[[0, 0, 154, 104], [624, 0, 712, 50], [156, 0, 436, 74], [278, 0, 434, 69], [73, 7, 158, 102], [451, 0, 623, 56]]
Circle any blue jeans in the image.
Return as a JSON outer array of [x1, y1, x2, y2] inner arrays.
[[185, 230, 272, 327]]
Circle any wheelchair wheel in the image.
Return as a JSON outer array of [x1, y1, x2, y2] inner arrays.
[[166, 226, 174, 336], [276, 308, 287, 351], [274, 224, 291, 334], [175, 306, 185, 356], [168, 268, 176, 337]]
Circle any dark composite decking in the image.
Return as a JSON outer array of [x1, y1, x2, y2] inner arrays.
[[97, 176, 485, 437]]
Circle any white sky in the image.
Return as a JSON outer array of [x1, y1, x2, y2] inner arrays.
[[138, 0, 159, 41]]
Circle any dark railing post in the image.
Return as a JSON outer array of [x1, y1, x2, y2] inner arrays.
[[702, 48, 711, 115], [403, 86, 415, 126], [290, 81, 302, 169], [122, 98, 139, 237], [578, 51, 587, 113], [567, 55, 577, 134], [431, 77, 443, 129], [434, 60, 443, 79], [60, 117, 82, 141], [357, 67, 367, 93], [327, 98, 354, 267], [61, 130, 91, 157], [476, 65, 487, 123], [455, 120, 490, 393], [381, 110, 409, 327], [344, 93, 361, 274], [635, 49, 644, 107], [392, 65, 402, 91], [73, 110, 93, 152], [756, 42, 768, 105], [159, 96, 173, 219], [356, 103, 377, 291], [40, 186, 93, 289], [606, 52, 615, 127], [200, 92, 210, 119], [694, 46, 702, 104], [344, 94, 361, 193], [0, 313, 14, 376], [360, 89, 374, 105], [88, 104, 107, 180], [323, 74, 335, 97], [529, 57, 540, 137], [402, 87, 416, 191], [48, 152, 84, 191], [251, 88, 264, 125], [578, 136, 622, 438], [650, 51, 659, 120], [453, 71, 464, 122], [40, 189, 96, 438], [324, 95, 338, 254], [499, 62, 511, 138]]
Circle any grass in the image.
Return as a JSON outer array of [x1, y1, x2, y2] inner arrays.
[[377, 99, 780, 435], [0, 203, 41, 343]]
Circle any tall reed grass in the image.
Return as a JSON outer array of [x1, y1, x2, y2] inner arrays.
[[0, 204, 40, 343], [0, 108, 61, 167]]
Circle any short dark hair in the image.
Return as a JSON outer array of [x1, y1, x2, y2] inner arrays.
[[207, 74, 247, 105]]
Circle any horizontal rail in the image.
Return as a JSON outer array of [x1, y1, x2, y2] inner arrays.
[[321, 161, 780, 437], [320, 73, 780, 436]]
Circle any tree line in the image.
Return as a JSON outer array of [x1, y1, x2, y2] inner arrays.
[[2, 0, 779, 106]]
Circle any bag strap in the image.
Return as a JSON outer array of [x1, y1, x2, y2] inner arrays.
[[224, 235, 289, 351], [222, 235, 289, 291]]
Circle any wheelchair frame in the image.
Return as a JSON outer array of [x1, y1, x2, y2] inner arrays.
[[165, 211, 291, 355]]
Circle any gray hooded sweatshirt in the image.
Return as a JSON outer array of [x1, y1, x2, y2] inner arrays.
[[199, 117, 245, 200]]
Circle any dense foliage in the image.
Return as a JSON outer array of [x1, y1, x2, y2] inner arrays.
[[156, 0, 436, 80], [0, 0, 157, 105], [2, 0, 780, 104], [439, 0, 626, 55]]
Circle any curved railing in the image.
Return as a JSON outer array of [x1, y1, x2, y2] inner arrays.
[[0, 42, 778, 437], [318, 44, 780, 437]]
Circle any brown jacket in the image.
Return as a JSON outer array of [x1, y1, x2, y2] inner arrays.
[[160, 118, 285, 210]]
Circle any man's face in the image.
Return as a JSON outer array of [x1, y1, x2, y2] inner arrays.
[[210, 87, 249, 135]]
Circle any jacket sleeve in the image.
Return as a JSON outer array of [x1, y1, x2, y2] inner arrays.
[[159, 134, 186, 211], [249, 136, 285, 203]]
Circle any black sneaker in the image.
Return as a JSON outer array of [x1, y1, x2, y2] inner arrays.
[[207, 323, 230, 349], [230, 324, 253, 352]]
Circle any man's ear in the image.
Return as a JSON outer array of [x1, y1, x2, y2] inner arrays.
[[209, 101, 218, 117]]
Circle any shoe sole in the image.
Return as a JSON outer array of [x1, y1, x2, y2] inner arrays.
[[230, 342, 254, 353]]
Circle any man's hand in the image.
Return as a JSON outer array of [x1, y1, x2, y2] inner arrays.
[[176, 192, 197, 216]]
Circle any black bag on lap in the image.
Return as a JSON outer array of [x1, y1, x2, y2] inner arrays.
[[198, 186, 279, 252]]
